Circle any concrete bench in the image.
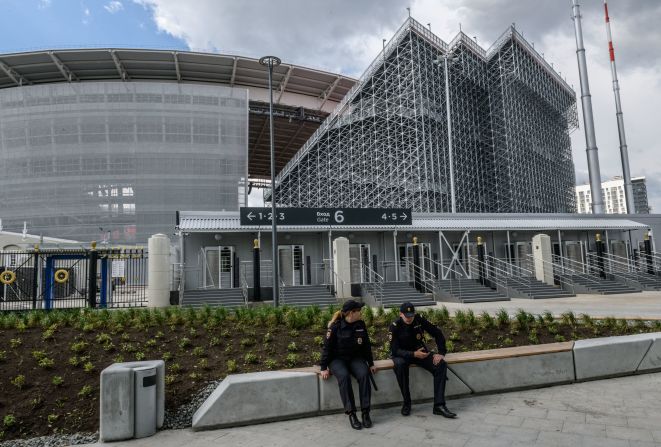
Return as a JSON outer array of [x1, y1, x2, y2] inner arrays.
[[192, 333, 661, 431], [574, 332, 661, 380]]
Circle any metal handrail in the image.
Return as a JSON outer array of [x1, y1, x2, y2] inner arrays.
[[547, 254, 608, 289], [490, 255, 575, 295], [421, 256, 469, 301], [487, 255, 534, 278], [240, 266, 249, 305], [584, 252, 641, 289], [467, 256, 511, 299], [362, 263, 384, 307]]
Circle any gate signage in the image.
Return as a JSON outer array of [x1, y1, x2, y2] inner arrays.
[[240, 207, 412, 226]]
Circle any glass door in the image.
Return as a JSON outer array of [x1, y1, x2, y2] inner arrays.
[[203, 246, 234, 288], [278, 245, 305, 286]]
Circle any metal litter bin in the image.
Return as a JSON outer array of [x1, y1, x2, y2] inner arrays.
[[100, 360, 165, 442], [134, 365, 157, 438]]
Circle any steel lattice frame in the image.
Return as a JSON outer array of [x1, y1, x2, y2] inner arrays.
[[274, 18, 578, 213]]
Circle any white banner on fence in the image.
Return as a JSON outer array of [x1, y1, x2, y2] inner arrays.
[[111, 260, 126, 278]]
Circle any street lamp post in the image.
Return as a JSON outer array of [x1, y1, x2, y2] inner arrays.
[[433, 54, 458, 213], [259, 55, 282, 306]]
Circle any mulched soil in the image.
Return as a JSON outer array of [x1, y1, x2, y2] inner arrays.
[[0, 309, 659, 441]]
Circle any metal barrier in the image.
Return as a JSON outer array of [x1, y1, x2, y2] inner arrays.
[[0, 247, 147, 311]]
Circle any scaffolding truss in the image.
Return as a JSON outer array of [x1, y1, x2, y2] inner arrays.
[[274, 18, 578, 213]]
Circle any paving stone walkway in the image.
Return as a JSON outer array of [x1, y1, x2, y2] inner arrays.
[[85, 372, 661, 447], [438, 291, 661, 319]]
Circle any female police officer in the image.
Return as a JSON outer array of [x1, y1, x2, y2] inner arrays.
[[320, 300, 377, 430]]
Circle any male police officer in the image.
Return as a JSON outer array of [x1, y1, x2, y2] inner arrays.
[[389, 302, 457, 418]]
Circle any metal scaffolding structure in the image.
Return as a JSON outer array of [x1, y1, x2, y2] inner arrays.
[[274, 18, 578, 213]]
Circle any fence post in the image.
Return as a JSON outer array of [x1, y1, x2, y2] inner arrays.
[[88, 241, 98, 308], [32, 245, 39, 310], [253, 239, 261, 300], [412, 236, 422, 292]]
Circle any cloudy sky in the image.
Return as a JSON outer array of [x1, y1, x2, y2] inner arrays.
[[2, 0, 660, 211]]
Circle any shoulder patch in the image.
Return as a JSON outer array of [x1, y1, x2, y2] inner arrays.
[[326, 329, 332, 339]]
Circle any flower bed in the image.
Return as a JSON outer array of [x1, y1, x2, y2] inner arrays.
[[0, 305, 659, 442]]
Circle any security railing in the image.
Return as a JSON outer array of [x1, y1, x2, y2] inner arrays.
[[362, 263, 384, 307], [421, 256, 468, 302]]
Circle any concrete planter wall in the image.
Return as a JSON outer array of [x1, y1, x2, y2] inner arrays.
[[192, 332, 661, 431]]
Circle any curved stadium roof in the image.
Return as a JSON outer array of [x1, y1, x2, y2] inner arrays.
[[0, 49, 357, 179]]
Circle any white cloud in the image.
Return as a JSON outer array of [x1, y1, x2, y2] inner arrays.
[[136, 0, 661, 211], [104, 1, 124, 14], [38, 0, 52, 9]]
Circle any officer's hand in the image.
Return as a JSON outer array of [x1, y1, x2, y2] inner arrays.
[[432, 354, 444, 365], [320, 369, 330, 380], [414, 348, 430, 359], [370, 366, 377, 375]]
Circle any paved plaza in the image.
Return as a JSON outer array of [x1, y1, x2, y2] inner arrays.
[[438, 291, 661, 319], [86, 372, 661, 447]]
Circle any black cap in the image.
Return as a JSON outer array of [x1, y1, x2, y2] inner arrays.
[[400, 302, 415, 317], [342, 300, 365, 313]]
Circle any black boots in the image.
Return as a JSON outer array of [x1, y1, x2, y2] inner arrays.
[[401, 404, 411, 416], [361, 410, 372, 428], [348, 411, 362, 430], [433, 404, 457, 418]]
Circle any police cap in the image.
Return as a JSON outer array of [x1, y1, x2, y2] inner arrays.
[[400, 302, 415, 317], [342, 299, 365, 313]]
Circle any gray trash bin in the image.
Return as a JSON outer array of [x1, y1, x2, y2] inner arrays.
[[100, 360, 165, 442], [134, 365, 157, 438]]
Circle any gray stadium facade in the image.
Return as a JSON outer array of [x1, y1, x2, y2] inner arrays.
[[275, 18, 578, 214], [0, 50, 355, 243]]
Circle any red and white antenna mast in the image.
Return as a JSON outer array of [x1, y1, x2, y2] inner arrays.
[[604, 0, 635, 213]]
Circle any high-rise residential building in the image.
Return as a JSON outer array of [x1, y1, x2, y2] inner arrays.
[[575, 176, 650, 214]]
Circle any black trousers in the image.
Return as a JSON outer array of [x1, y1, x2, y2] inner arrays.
[[329, 358, 371, 413], [392, 355, 447, 406]]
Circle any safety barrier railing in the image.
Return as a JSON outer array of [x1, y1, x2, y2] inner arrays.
[[401, 257, 437, 295], [490, 255, 576, 296], [362, 263, 384, 308], [421, 256, 468, 302]]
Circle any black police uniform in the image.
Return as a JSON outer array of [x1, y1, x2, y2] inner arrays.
[[389, 312, 448, 408], [320, 317, 374, 414]]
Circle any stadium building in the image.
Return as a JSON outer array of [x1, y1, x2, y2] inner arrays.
[[0, 49, 355, 243]]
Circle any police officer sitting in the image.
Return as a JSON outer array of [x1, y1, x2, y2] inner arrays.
[[389, 302, 457, 418], [320, 300, 377, 430]]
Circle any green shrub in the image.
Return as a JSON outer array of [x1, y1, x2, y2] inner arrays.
[[188, 372, 203, 381], [178, 337, 192, 349], [445, 340, 454, 352], [112, 354, 124, 363], [78, 385, 93, 398], [32, 350, 47, 361], [164, 374, 177, 385], [449, 331, 461, 342], [11, 375, 25, 389], [162, 351, 172, 361], [51, 376, 64, 387], [47, 414, 59, 424], [197, 358, 209, 370], [554, 334, 566, 342], [135, 352, 146, 361], [289, 329, 300, 338], [561, 311, 576, 327], [70, 341, 88, 353], [239, 338, 255, 348], [95, 333, 112, 345], [263, 331, 274, 343], [68, 356, 80, 367], [38, 357, 55, 369], [9, 338, 21, 349], [209, 336, 221, 347], [3, 415, 16, 428], [479, 311, 495, 329], [313, 335, 324, 346], [227, 360, 238, 373], [83, 361, 95, 373], [42, 328, 56, 341], [264, 359, 278, 370], [287, 342, 299, 352], [244, 352, 258, 364], [168, 363, 181, 373], [192, 346, 205, 357], [311, 351, 321, 363], [496, 308, 510, 326], [0, 351, 5, 362], [285, 353, 299, 368]]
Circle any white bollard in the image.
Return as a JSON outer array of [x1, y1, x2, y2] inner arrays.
[[148, 234, 171, 307], [333, 237, 352, 299], [532, 234, 553, 286]]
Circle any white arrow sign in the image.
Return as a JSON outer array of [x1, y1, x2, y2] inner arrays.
[[247, 212, 255, 221]]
